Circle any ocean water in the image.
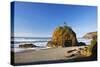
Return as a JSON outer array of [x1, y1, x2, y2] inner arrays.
[[11, 37, 51, 48], [11, 37, 92, 52]]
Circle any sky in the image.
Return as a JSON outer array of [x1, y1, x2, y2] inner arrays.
[[12, 1, 97, 37]]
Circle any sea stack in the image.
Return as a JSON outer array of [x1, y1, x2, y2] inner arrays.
[[47, 23, 78, 47]]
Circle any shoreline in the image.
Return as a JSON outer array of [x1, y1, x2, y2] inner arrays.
[[11, 47, 50, 53], [12, 46, 90, 64]]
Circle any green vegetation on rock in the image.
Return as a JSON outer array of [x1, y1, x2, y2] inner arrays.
[[47, 24, 78, 47], [81, 33, 97, 57]]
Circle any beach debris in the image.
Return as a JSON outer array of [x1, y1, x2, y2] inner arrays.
[[67, 49, 77, 53], [66, 54, 76, 57]]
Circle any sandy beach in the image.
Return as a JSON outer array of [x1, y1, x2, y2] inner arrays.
[[13, 46, 88, 65]]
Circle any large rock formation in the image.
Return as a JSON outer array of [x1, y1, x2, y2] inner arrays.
[[47, 25, 78, 47], [83, 32, 97, 39]]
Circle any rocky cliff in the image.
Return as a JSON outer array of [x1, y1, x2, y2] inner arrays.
[[83, 32, 97, 39]]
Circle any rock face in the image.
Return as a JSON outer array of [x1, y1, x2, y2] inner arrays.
[[83, 32, 97, 39], [77, 42, 86, 46], [19, 43, 37, 48], [47, 25, 78, 47]]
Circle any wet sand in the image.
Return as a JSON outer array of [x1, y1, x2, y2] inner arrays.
[[12, 46, 88, 65]]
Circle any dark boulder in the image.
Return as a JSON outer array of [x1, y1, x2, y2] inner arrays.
[[19, 43, 37, 48], [77, 42, 86, 46]]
